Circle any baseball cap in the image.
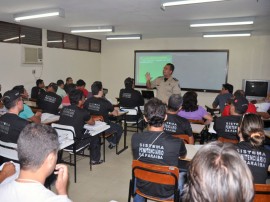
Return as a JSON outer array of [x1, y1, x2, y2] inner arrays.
[[2, 90, 21, 108], [231, 96, 248, 114]]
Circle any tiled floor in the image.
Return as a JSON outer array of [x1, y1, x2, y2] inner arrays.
[[53, 131, 135, 202]]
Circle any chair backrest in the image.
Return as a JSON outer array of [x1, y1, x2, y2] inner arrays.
[[132, 160, 179, 187], [0, 140, 18, 161], [120, 107, 138, 116], [91, 115, 104, 122], [172, 134, 190, 144], [51, 123, 76, 140], [188, 119, 204, 125], [218, 137, 239, 144], [254, 184, 270, 202]]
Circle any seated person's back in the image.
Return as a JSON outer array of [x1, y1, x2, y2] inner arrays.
[[37, 83, 62, 115], [212, 83, 233, 112], [164, 94, 194, 144], [0, 90, 28, 144], [178, 91, 213, 125], [132, 98, 186, 198], [236, 114, 270, 184], [214, 96, 248, 140]]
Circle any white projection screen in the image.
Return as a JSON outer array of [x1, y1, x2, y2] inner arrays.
[[134, 50, 229, 92]]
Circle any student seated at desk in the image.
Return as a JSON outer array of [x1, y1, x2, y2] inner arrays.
[[62, 84, 76, 107], [64, 77, 73, 93], [31, 79, 45, 100], [12, 85, 41, 123], [0, 124, 72, 202], [59, 90, 102, 165], [222, 90, 256, 116], [37, 83, 62, 115], [84, 81, 123, 149], [236, 113, 270, 184], [56, 80, 67, 98], [0, 90, 28, 163], [131, 98, 187, 201], [178, 91, 213, 125], [214, 96, 248, 140], [212, 83, 233, 113], [164, 94, 194, 144], [76, 79, 89, 98]]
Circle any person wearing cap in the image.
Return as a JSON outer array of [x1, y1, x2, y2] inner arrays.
[[212, 83, 234, 112], [56, 80, 67, 98], [145, 63, 181, 104], [221, 89, 256, 116], [119, 77, 144, 120], [31, 79, 45, 100], [84, 81, 123, 149], [214, 96, 249, 140], [12, 85, 41, 123], [37, 83, 62, 115], [76, 79, 89, 98], [0, 90, 29, 163]]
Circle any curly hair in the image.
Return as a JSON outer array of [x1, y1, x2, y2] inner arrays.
[[181, 91, 198, 112]]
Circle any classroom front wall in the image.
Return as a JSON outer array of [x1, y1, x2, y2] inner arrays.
[[100, 35, 270, 106]]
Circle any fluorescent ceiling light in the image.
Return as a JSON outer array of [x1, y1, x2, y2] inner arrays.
[[3, 35, 25, 42], [190, 21, 254, 27], [71, 26, 114, 33], [106, 34, 142, 40], [14, 8, 64, 22], [47, 40, 66, 43], [203, 32, 251, 38], [161, 0, 227, 8]]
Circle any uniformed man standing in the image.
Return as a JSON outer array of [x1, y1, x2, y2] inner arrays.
[[145, 63, 181, 104]]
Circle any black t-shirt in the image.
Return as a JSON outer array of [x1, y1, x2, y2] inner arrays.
[[31, 86, 45, 99], [164, 114, 193, 137], [0, 113, 28, 144], [37, 92, 62, 115], [131, 131, 186, 198], [119, 88, 144, 108], [214, 115, 242, 140], [83, 97, 113, 123], [236, 141, 270, 184], [59, 105, 91, 139]]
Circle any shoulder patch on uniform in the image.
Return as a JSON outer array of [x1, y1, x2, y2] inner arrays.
[[173, 78, 178, 81]]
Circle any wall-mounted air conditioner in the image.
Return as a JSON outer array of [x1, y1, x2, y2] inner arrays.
[[22, 46, 43, 64]]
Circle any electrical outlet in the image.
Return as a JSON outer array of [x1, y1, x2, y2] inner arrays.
[[32, 70, 36, 74]]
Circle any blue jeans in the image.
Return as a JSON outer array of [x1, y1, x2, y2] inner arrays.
[[133, 171, 186, 202]]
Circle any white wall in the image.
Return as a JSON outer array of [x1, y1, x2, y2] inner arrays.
[[100, 36, 270, 106], [0, 31, 101, 94]]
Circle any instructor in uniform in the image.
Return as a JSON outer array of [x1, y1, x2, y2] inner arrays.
[[145, 63, 181, 104]]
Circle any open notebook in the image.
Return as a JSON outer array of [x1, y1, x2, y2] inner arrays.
[[84, 121, 107, 131]]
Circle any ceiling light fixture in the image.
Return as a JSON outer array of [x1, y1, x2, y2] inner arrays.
[[3, 35, 25, 42], [190, 20, 253, 27], [203, 32, 251, 38], [106, 34, 142, 40], [161, 0, 227, 10], [71, 26, 114, 33], [14, 8, 64, 22]]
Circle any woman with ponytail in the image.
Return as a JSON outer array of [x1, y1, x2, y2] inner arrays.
[[236, 113, 270, 184]]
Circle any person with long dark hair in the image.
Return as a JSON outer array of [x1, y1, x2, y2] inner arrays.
[[178, 91, 213, 125], [236, 113, 270, 184]]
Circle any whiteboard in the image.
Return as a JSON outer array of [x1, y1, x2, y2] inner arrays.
[[134, 50, 229, 92]]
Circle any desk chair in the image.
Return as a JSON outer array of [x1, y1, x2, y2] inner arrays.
[[52, 123, 91, 183], [128, 160, 180, 202], [91, 115, 118, 158], [172, 134, 190, 144], [188, 119, 207, 144], [254, 184, 270, 202], [119, 107, 143, 132], [217, 137, 239, 144]]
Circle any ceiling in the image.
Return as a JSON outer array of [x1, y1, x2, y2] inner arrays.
[[0, 0, 270, 40]]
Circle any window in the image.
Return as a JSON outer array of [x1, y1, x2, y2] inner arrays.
[[78, 36, 90, 51], [47, 30, 63, 48], [0, 21, 41, 45]]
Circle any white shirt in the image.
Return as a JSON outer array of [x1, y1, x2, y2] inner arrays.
[[0, 181, 72, 202]]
